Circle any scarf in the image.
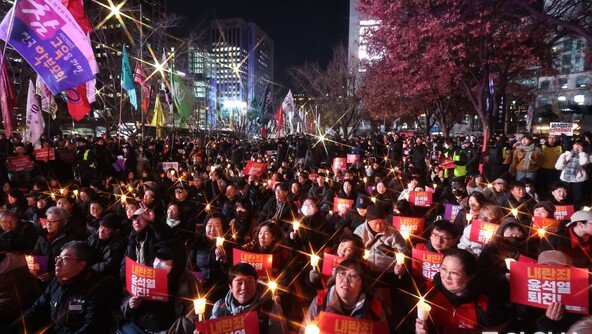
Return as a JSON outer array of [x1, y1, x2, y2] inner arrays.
[[563, 151, 581, 182], [520, 143, 535, 170]]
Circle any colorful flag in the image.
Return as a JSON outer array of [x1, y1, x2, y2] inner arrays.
[[25, 80, 44, 148], [274, 105, 284, 137], [0, 0, 97, 94], [151, 96, 164, 138], [61, 0, 93, 34], [36, 75, 57, 118], [121, 45, 137, 110], [0, 56, 15, 137], [259, 83, 273, 124], [171, 72, 195, 123], [160, 51, 173, 110], [65, 84, 91, 121], [134, 62, 151, 116]]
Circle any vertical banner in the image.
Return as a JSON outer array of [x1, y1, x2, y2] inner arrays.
[[392, 216, 425, 237], [468, 220, 499, 244], [408, 191, 432, 207], [553, 205, 574, 221], [332, 157, 347, 174], [232, 249, 274, 280], [509, 262, 588, 314], [315, 311, 388, 334], [0, 0, 97, 94], [444, 204, 461, 221], [411, 249, 443, 282], [196, 311, 259, 334], [125, 257, 168, 301], [333, 197, 354, 214]]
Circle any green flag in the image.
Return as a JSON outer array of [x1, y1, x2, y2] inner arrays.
[[171, 73, 194, 123], [121, 45, 138, 110]]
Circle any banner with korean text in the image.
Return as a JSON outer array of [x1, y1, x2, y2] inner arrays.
[[333, 198, 354, 214], [8, 155, 33, 171], [554, 205, 574, 221], [34, 147, 55, 161], [196, 311, 259, 334], [444, 204, 460, 221], [315, 311, 388, 333], [0, 0, 97, 94], [125, 257, 168, 301], [332, 157, 347, 173], [409, 191, 432, 207], [321, 253, 345, 281], [392, 216, 425, 237], [243, 161, 267, 177], [25, 255, 48, 277], [411, 249, 443, 282], [469, 220, 499, 244], [232, 249, 274, 280], [509, 262, 588, 314], [531, 217, 559, 236]]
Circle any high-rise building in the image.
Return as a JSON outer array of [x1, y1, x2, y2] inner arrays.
[[348, 0, 380, 72], [210, 18, 273, 110]]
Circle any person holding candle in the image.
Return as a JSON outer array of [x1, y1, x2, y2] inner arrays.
[[415, 249, 507, 334], [301, 259, 388, 332], [498, 181, 536, 225], [242, 221, 290, 282], [458, 204, 504, 256], [210, 263, 287, 334]]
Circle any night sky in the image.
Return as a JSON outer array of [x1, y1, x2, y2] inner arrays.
[[167, 0, 350, 86]]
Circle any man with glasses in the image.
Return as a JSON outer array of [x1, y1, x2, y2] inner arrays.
[[6, 241, 112, 333], [416, 220, 459, 254], [539, 210, 592, 268]]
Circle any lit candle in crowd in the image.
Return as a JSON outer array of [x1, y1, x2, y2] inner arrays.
[[304, 324, 320, 334], [417, 298, 431, 321], [293, 220, 301, 231], [466, 213, 473, 221], [59, 188, 66, 195], [363, 249, 371, 260], [73, 189, 79, 197], [511, 208, 518, 218], [127, 185, 134, 192], [537, 228, 546, 238], [310, 254, 320, 268], [505, 258, 516, 270], [268, 280, 278, 295], [193, 298, 207, 316], [50, 192, 56, 200], [120, 194, 127, 203], [395, 252, 405, 265], [363, 177, 368, 184], [432, 183, 437, 189], [205, 203, 211, 212], [371, 197, 377, 203], [215, 237, 224, 247], [487, 183, 493, 188], [401, 230, 411, 240]]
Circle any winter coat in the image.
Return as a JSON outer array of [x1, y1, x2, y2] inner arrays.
[[0, 253, 41, 326], [555, 151, 590, 183], [33, 228, 75, 274], [0, 220, 38, 252], [509, 144, 543, 174], [87, 232, 126, 280], [353, 222, 409, 273]]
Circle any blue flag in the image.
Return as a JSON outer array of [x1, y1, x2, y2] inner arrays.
[[121, 45, 138, 110]]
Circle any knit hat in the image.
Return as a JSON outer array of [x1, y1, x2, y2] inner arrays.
[[99, 213, 122, 229], [493, 178, 507, 185], [365, 205, 385, 221], [537, 250, 573, 266]]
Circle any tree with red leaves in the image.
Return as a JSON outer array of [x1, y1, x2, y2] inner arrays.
[[358, 0, 554, 144]]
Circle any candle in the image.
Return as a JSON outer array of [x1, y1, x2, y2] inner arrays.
[[293, 220, 301, 231], [120, 194, 127, 203], [328, 210, 334, 215], [73, 189, 79, 197], [59, 188, 66, 195], [127, 185, 133, 192], [395, 252, 405, 265], [466, 213, 473, 221], [268, 280, 278, 294], [487, 183, 493, 188], [310, 254, 320, 268], [537, 228, 546, 238], [401, 230, 411, 240], [215, 237, 224, 247], [193, 298, 207, 315], [363, 249, 371, 260], [505, 258, 516, 270], [205, 204, 211, 212], [363, 177, 368, 184], [511, 208, 518, 218], [370, 197, 376, 203], [304, 324, 320, 334], [432, 183, 437, 189], [50, 192, 56, 200], [417, 298, 431, 321]]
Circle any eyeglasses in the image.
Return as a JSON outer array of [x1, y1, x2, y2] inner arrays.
[[336, 271, 361, 283], [430, 232, 453, 242], [175, 189, 185, 193], [55, 256, 82, 263]]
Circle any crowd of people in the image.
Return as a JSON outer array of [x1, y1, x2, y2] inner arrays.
[[0, 130, 591, 333]]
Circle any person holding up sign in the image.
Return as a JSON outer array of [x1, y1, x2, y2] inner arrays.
[[210, 263, 287, 334], [539, 210, 592, 269], [415, 249, 507, 334]]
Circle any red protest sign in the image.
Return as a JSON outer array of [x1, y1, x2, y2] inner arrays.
[[315, 311, 389, 334], [333, 197, 354, 213], [232, 249, 274, 280], [440, 157, 455, 169], [25, 255, 48, 277], [469, 220, 499, 244], [510, 262, 589, 314], [321, 253, 346, 281], [392, 216, 425, 237], [554, 205, 574, 221], [518, 254, 537, 264], [411, 249, 443, 282], [409, 191, 432, 207], [444, 204, 460, 221], [125, 257, 168, 301], [332, 157, 347, 173], [531, 217, 559, 236], [7, 156, 33, 171], [33, 147, 55, 161], [347, 154, 361, 164], [243, 161, 267, 177], [196, 311, 259, 334]]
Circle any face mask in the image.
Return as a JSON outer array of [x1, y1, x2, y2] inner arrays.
[[301, 205, 316, 217], [166, 218, 181, 228], [153, 259, 173, 273], [504, 237, 525, 246]]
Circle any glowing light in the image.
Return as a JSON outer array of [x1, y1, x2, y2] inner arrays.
[[215, 237, 224, 247], [584, 206, 591, 211], [370, 197, 376, 203], [363, 249, 371, 260], [205, 204, 211, 212], [328, 210, 334, 215], [432, 183, 437, 189], [50, 192, 56, 200], [505, 258, 516, 270], [267, 280, 278, 294], [537, 228, 547, 238], [120, 194, 127, 203], [310, 254, 321, 268], [487, 183, 493, 188], [127, 185, 133, 192], [59, 188, 66, 195], [109, 4, 121, 16], [417, 298, 431, 320], [193, 298, 207, 315], [395, 252, 405, 265], [401, 230, 411, 240], [73, 189, 79, 197], [466, 213, 473, 221], [304, 324, 320, 334], [511, 208, 518, 218], [363, 177, 368, 183]]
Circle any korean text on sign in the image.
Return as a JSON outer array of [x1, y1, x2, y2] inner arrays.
[[411, 249, 443, 282], [125, 257, 168, 301], [196, 311, 259, 334]]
